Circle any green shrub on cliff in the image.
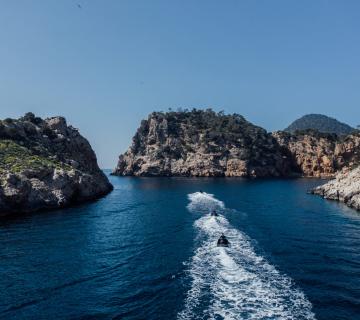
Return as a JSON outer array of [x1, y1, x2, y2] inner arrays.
[[0, 139, 68, 174]]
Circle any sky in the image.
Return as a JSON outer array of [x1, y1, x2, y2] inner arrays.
[[0, 0, 359, 168]]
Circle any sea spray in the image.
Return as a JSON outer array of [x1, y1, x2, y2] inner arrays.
[[178, 192, 315, 320], [187, 192, 225, 215]]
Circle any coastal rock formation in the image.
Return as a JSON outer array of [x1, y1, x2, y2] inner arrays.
[[284, 114, 354, 135], [273, 131, 360, 177], [114, 110, 360, 179], [113, 110, 293, 177], [312, 166, 360, 211], [0, 113, 113, 215]]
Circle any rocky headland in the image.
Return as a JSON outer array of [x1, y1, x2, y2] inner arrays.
[[0, 113, 113, 216], [114, 109, 360, 179], [113, 110, 294, 177], [312, 166, 360, 211]]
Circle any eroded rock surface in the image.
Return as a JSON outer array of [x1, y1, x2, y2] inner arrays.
[[0, 113, 113, 215], [273, 130, 360, 177], [113, 110, 293, 177], [312, 166, 360, 211], [115, 110, 360, 179]]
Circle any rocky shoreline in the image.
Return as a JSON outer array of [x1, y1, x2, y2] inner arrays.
[[312, 167, 360, 211], [1, 110, 359, 215], [0, 113, 113, 216]]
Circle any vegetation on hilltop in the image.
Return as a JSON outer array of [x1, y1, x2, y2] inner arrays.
[[0, 140, 69, 175], [285, 114, 354, 135], [152, 108, 266, 141]]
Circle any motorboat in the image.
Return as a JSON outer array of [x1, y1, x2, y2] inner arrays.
[[211, 210, 218, 217], [217, 234, 230, 247]]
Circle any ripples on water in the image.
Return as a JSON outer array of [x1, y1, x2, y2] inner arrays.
[[178, 192, 315, 320], [0, 173, 359, 319]]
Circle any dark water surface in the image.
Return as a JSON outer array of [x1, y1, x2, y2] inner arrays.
[[0, 172, 359, 319]]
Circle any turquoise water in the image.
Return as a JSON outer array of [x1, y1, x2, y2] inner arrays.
[[0, 172, 359, 319]]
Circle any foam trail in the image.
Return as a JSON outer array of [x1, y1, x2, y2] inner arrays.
[[178, 192, 315, 320], [187, 192, 225, 215]]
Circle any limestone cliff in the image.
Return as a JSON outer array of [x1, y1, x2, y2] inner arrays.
[[273, 130, 360, 177], [0, 113, 113, 215], [113, 110, 293, 177], [114, 110, 360, 179], [312, 166, 360, 211]]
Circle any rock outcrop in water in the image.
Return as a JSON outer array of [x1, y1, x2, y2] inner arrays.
[[113, 110, 294, 177], [114, 109, 360, 179], [0, 113, 113, 215], [312, 166, 360, 211], [273, 130, 360, 177]]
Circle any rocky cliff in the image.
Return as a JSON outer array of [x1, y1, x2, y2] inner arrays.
[[312, 166, 360, 211], [0, 113, 113, 215], [273, 130, 360, 177], [113, 110, 293, 177], [114, 110, 360, 179]]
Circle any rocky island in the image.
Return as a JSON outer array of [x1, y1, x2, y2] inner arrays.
[[114, 109, 360, 179], [113, 109, 295, 177], [0, 113, 113, 216]]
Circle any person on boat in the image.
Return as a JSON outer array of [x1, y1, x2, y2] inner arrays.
[[217, 234, 230, 247], [211, 210, 218, 216]]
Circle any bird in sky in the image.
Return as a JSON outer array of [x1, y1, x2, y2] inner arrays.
[[77, 4, 82, 9]]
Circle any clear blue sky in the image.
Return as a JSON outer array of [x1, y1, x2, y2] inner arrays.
[[0, 1, 359, 168]]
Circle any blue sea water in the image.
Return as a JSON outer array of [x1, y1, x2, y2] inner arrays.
[[0, 171, 359, 320]]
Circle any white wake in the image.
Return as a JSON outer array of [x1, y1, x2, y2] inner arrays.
[[178, 192, 315, 320]]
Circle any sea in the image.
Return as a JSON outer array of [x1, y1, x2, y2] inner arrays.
[[0, 171, 359, 320]]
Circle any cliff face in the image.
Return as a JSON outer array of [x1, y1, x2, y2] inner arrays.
[[113, 110, 293, 177], [114, 110, 360, 179], [0, 113, 113, 215], [273, 131, 360, 177], [312, 166, 360, 211]]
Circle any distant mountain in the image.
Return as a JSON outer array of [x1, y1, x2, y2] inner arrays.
[[284, 114, 354, 135]]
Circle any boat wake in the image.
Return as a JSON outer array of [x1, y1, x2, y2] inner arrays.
[[178, 192, 315, 320]]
